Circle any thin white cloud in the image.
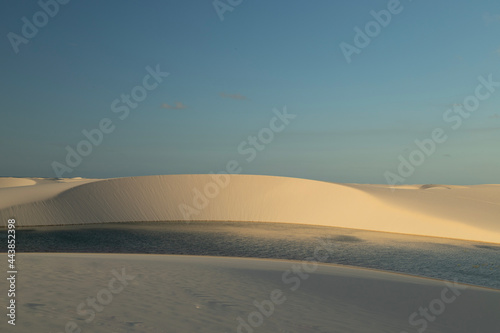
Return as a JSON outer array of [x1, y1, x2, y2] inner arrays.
[[161, 102, 187, 110]]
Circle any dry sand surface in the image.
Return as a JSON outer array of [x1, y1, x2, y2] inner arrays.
[[1, 175, 499, 243], [1, 175, 499, 332], [1, 254, 499, 333]]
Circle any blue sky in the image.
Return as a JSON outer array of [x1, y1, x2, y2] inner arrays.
[[1, 0, 499, 184]]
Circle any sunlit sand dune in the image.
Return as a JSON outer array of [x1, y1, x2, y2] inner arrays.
[[0, 177, 37, 188], [0, 177, 100, 210], [1, 177, 499, 332], [0, 175, 499, 243]]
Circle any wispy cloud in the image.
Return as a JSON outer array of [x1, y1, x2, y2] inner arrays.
[[483, 12, 500, 24], [161, 102, 187, 110], [219, 92, 247, 100], [489, 113, 500, 119]]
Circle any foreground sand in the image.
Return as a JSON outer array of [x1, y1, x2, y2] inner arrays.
[[1, 175, 499, 243], [1, 253, 498, 332]]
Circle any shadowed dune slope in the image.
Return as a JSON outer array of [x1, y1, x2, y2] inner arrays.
[[3, 253, 498, 333]]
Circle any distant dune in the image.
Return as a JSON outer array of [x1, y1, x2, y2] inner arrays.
[[0, 175, 499, 243], [0, 177, 37, 188]]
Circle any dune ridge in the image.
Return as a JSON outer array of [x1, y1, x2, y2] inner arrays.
[[0, 175, 499, 243]]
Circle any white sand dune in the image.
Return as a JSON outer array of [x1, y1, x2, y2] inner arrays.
[[0, 177, 37, 188], [0, 177, 100, 210], [1, 177, 499, 332], [1, 253, 498, 333], [0, 175, 499, 243]]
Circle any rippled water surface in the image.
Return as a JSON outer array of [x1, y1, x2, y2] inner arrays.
[[2, 221, 499, 289]]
